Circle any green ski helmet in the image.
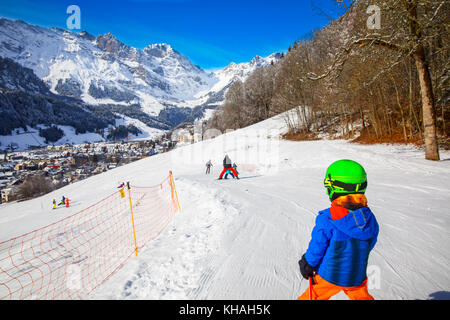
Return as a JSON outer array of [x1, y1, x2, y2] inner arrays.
[[324, 159, 367, 201]]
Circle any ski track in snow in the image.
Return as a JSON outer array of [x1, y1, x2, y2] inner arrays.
[[1, 114, 449, 300]]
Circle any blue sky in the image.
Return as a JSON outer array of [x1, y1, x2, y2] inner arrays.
[[0, 0, 346, 69]]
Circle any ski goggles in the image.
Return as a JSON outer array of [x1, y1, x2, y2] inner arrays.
[[324, 177, 367, 193]]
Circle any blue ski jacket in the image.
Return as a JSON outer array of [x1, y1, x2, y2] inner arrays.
[[304, 206, 379, 287]]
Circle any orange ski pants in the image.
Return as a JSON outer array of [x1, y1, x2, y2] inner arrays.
[[297, 274, 374, 300]]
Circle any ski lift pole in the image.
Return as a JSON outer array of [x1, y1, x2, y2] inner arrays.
[[127, 182, 138, 257]]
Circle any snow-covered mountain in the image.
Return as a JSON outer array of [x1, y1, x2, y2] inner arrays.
[[192, 53, 282, 112], [0, 18, 216, 116], [0, 18, 281, 148], [214, 54, 281, 87]]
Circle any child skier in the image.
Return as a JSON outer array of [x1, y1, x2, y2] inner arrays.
[[297, 159, 379, 300], [52, 199, 56, 210], [232, 163, 239, 175], [58, 196, 65, 206], [65, 197, 70, 208]]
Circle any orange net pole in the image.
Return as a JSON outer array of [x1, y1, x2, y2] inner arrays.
[[169, 171, 181, 213], [0, 174, 179, 300], [126, 182, 138, 257]]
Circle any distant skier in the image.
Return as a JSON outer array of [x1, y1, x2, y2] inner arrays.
[[65, 197, 70, 208], [205, 160, 213, 174], [297, 160, 379, 300], [58, 196, 66, 206], [219, 155, 239, 180], [52, 199, 56, 210]]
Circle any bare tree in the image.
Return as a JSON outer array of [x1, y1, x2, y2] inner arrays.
[[209, 0, 448, 156], [308, 0, 447, 160]]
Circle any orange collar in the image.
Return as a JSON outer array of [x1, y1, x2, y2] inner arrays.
[[330, 194, 368, 220], [330, 206, 350, 220]]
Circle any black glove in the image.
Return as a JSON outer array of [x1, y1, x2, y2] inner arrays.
[[298, 254, 315, 280]]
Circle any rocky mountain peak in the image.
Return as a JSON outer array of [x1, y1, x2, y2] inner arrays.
[[96, 32, 128, 54], [143, 43, 175, 58]]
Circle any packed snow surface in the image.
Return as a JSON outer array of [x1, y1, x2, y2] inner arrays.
[[0, 113, 449, 300]]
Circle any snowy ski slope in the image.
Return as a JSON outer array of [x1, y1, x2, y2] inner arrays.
[[1, 113, 449, 300]]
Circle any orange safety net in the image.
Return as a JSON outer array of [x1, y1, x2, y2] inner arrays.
[[0, 173, 180, 300]]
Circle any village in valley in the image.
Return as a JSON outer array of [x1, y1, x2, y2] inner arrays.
[[0, 134, 178, 204]]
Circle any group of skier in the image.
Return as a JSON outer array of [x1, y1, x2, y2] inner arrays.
[[206, 155, 239, 180], [52, 196, 70, 209]]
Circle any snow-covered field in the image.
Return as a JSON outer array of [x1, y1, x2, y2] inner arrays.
[[1, 113, 449, 300], [0, 117, 165, 151], [0, 125, 105, 151]]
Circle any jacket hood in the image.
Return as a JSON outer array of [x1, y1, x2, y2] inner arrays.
[[330, 207, 379, 240]]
